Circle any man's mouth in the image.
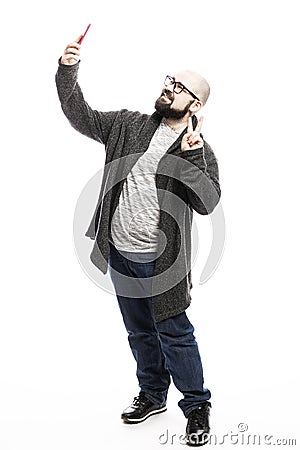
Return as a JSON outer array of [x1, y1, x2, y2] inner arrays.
[[160, 92, 173, 103]]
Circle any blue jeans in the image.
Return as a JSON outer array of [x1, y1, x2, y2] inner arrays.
[[108, 242, 211, 417]]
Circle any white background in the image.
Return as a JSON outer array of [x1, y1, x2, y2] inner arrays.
[[0, 0, 299, 449]]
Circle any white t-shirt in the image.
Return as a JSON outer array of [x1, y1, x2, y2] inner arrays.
[[109, 120, 180, 252]]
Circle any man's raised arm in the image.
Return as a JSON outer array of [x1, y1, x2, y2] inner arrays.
[[55, 36, 119, 146]]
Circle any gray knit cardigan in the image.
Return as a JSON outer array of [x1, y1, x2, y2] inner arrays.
[[55, 60, 221, 322]]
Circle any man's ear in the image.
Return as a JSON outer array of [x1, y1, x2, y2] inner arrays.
[[189, 100, 203, 114]]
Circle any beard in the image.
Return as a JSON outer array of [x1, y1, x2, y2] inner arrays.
[[155, 93, 194, 119]]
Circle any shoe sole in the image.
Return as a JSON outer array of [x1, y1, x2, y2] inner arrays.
[[186, 435, 210, 447], [122, 406, 167, 424]]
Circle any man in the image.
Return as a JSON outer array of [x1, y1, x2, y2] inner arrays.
[[55, 35, 221, 447]]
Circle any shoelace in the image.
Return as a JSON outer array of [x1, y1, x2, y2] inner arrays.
[[132, 393, 148, 408]]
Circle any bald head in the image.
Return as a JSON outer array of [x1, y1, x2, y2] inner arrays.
[[174, 70, 210, 106]]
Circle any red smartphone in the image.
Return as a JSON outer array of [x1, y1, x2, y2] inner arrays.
[[78, 24, 91, 44]]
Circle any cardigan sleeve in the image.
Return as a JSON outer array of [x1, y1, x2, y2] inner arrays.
[[178, 140, 221, 215], [55, 59, 123, 146]]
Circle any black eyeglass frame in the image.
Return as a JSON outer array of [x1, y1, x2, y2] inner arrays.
[[164, 75, 200, 102]]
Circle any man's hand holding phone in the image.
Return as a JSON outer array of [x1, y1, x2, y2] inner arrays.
[[60, 24, 91, 66]]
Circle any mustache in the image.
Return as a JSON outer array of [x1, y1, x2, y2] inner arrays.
[[160, 89, 174, 100]]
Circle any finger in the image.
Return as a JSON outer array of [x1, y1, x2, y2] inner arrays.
[[75, 34, 83, 43], [187, 116, 193, 133], [188, 139, 203, 149], [67, 53, 79, 60], [66, 42, 81, 51], [188, 137, 203, 146], [65, 55, 80, 63], [185, 131, 193, 140], [187, 131, 200, 142], [65, 47, 80, 56], [65, 59, 79, 66], [187, 132, 203, 146], [195, 115, 204, 133]]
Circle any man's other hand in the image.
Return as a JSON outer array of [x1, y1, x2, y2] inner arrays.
[[181, 116, 204, 151]]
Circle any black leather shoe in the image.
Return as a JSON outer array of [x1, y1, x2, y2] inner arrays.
[[185, 402, 211, 446], [121, 391, 167, 424]]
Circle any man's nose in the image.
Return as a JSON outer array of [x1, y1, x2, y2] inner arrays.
[[163, 86, 173, 95]]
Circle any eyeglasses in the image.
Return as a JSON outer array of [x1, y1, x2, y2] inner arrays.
[[164, 75, 200, 101]]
